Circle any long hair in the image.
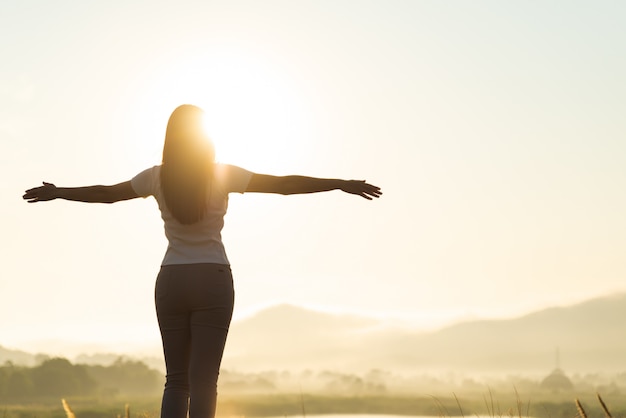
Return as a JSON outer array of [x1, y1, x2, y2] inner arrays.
[[160, 105, 215, 225]]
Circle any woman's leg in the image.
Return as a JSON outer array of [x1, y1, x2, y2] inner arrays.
[[155, 266, 192, 418], [188, 266, 234, 418], [156, 264, 234, 418]]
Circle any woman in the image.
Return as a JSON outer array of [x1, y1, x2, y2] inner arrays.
[[23, 104, 382, 418]]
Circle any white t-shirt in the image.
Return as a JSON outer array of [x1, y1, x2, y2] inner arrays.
[[131, 163, 253, 266]]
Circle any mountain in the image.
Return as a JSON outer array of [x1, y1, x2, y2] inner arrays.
[[374, 293, 626, 373], [0, 345, 40, 366], [224, 304, 381, 370], [4, 294, 626, 374], [222, 295, 626, 374]]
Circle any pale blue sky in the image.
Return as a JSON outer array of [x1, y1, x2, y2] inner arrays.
[[2, 0, 625, 354]]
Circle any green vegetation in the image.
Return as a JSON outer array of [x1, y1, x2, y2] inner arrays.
[[0, 357, 162, 401], [3, 358, 626, 418]]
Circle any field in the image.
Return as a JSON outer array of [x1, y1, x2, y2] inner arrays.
[[4, 358, 626, 418], [3, 391, 626, 418]]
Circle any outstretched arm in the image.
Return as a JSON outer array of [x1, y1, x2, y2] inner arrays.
[[246, 174, 382, 200], [23, 181, 139, 204]]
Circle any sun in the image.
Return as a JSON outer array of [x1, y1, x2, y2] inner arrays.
[[132, 45, 312, 173]]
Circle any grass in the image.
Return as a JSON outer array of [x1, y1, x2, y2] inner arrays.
[[61, 400, 76, 418], [1, 391, 624, 418]]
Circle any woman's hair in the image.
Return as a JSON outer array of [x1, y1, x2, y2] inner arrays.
[[161, 104, 215, 225]]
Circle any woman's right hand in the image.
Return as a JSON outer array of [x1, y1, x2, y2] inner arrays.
[[23, 182, 58, 203]]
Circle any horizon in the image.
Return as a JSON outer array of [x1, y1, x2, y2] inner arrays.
[[4, 290, 624, 360]]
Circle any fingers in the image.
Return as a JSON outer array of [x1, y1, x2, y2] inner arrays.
[[340, 180, 382, 200], [23, 182, 55, 202], [22, 190, 37, 200], [357, 186, 382, 200], [362, 182, 382, 199], [345, 180, 382, 200], [22, 190, 39, 202], [23, 186, 42, 198], [23, 193, 39, 202]]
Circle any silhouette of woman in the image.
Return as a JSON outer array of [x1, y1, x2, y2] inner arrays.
[[23, 104, 382, 418]]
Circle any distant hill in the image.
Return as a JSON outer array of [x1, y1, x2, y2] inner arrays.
[[0, 345, 164, 372], [224, 304, 381, 370], [0, 345, 39, 366], [374, 293, 626, 373], [223, 295, 626, 374], [4, 294, 626, 374]]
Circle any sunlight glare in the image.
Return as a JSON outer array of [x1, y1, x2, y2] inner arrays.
[[131, 46, 312, 172]]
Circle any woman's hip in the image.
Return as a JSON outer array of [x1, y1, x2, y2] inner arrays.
[[155, 263, 234, 312]]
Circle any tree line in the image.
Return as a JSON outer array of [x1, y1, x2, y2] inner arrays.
[[0, 357, 162, 400]]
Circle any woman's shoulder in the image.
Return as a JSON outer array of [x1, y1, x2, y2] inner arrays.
[[214, 163, 251, 176], [135, 165, 162, 183], [135, 164, 161, 176], [214, 163, 253, 193], [131, 165, 162, 197]]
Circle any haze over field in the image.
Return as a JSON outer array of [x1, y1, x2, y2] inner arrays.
[[2, 0, 625, 359], [4, 293, 626, 377]]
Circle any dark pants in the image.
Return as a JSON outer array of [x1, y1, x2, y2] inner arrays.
[[155, 263, 234, 418]]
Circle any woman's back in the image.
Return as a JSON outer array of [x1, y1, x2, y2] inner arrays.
[[131, 163, 253, 266]]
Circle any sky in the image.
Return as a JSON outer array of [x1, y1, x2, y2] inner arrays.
[[1, 0, 625, 356]]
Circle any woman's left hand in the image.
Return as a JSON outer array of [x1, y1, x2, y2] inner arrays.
[[340, 180, 382, 200]]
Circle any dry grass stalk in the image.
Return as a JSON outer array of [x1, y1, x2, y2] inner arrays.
[[453, 392, 465, 418], [432, 395, 453, 417], [125, 404, 130, 418], [483, 387, 495, 418], [61, 399, 76, 418], [575, 398, 587, 418], [596, 393, 612, 418], [514, 386, 523, 418], [298, 385, 306, 418]]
